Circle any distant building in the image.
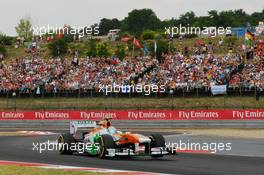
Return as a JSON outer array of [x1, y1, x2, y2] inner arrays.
[[256, 21, 264, 35], [108, 29, 120, 41]]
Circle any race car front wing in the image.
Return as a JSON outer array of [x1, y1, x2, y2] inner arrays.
[[104, 147, 169, 157]]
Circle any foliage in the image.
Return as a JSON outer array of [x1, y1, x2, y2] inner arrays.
[[154, 33, 164, 40], [120, 9, 264, 35], [96, 42, 111, 57], [99, 18, 121, 35], [68, 43, 86, 56], [0, 45, 7, 57], [86, 39, 98, 57], [115, 44, 126, 59], [48, 39, 68, 56], [119, 31, 131, 37], [147, 39, 169, 62], [63, 30, 74, 43], [163, 9, 264, 28], [141, 30, 156, 40], [0, 34, 15, 45], [15, 18, 33, 41], [178, 11, 196, 26], [121, 9, 161, 36]]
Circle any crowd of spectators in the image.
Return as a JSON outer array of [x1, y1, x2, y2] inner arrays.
[[140, 53, 243, 91], [0, 52, 263, 95], [229, 55, 264, 89], [0, 56, 155, 94]]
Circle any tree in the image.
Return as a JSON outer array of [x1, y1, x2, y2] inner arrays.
[[121, 9, 161, 36], [48, 39, 68, 57], [208, 10, 219, 26], [0, 45, 7, 57], [141, 30, 156, 40], [178, 11, 196, 26], [115, 44, 126, 59], [61, 25, 74, 43], [0, 33, 15, 45], [96, 42, 111, 57], [147, 40, 169, 62], [94, 8, 264, 38], [155, 40, 169, 62], [251, 9, 264, 25], [99, 18, 121, 35], [86, 39, 98, 57], [15, 18, 33, 41]]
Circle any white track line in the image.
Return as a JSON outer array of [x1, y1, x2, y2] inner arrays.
[[0, 160, 179, 175], [17, 131, 57, 135]]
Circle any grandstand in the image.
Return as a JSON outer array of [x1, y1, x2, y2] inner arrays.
[[0, 52, 263, 95], [0, 49, 263, 111]]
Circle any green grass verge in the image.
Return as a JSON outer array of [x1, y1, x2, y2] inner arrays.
[[0, 96, 263, 110], [0, 165, 114, 175]]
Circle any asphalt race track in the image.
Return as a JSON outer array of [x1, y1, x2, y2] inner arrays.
[[0, 133, 264, 175]]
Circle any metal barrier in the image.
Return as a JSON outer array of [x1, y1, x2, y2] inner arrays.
[[0, 88, 263, 111], [1, 120, 264, 129], [0, 86, 263, 98]]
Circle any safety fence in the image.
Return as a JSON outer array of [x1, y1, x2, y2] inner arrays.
[[0, 87, 263, 98], [0, 88, 263, 111]]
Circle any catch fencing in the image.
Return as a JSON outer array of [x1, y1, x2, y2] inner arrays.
[[0, 88, 263, 111]]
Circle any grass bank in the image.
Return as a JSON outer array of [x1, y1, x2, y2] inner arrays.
[[0, 96, 263, 110]]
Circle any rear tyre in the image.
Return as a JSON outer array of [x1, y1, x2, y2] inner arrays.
[[98, 134, 115, 159], [58, 133, 75, 155], [150, 134, 165, 158]]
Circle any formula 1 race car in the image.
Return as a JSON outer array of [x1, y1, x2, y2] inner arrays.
[[58, 118, 171, 158]]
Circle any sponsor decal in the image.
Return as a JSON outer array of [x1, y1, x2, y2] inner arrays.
[[128, 112, 167, 119], [178, 111, 219, 119], [80, 112, 117, 119], [232, 110, 264, 119], [1, 112, 24, 119], [0, 110, 264, 120], [35, 112, 69, 119]]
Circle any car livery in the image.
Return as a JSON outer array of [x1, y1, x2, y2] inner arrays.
[[58, 118, 173, 158]]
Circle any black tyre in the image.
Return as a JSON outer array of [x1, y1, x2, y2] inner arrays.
[[58, 133, 75, 155], [150, 134, 165, 158], [98, 134, 115, 158]]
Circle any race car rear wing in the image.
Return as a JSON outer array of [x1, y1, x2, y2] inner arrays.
[[70, 121, 97, 134]]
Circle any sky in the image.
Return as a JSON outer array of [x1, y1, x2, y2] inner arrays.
[[0, 0, 263, 35]]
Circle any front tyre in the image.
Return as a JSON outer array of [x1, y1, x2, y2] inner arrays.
[[150, 134, 165, 158]]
